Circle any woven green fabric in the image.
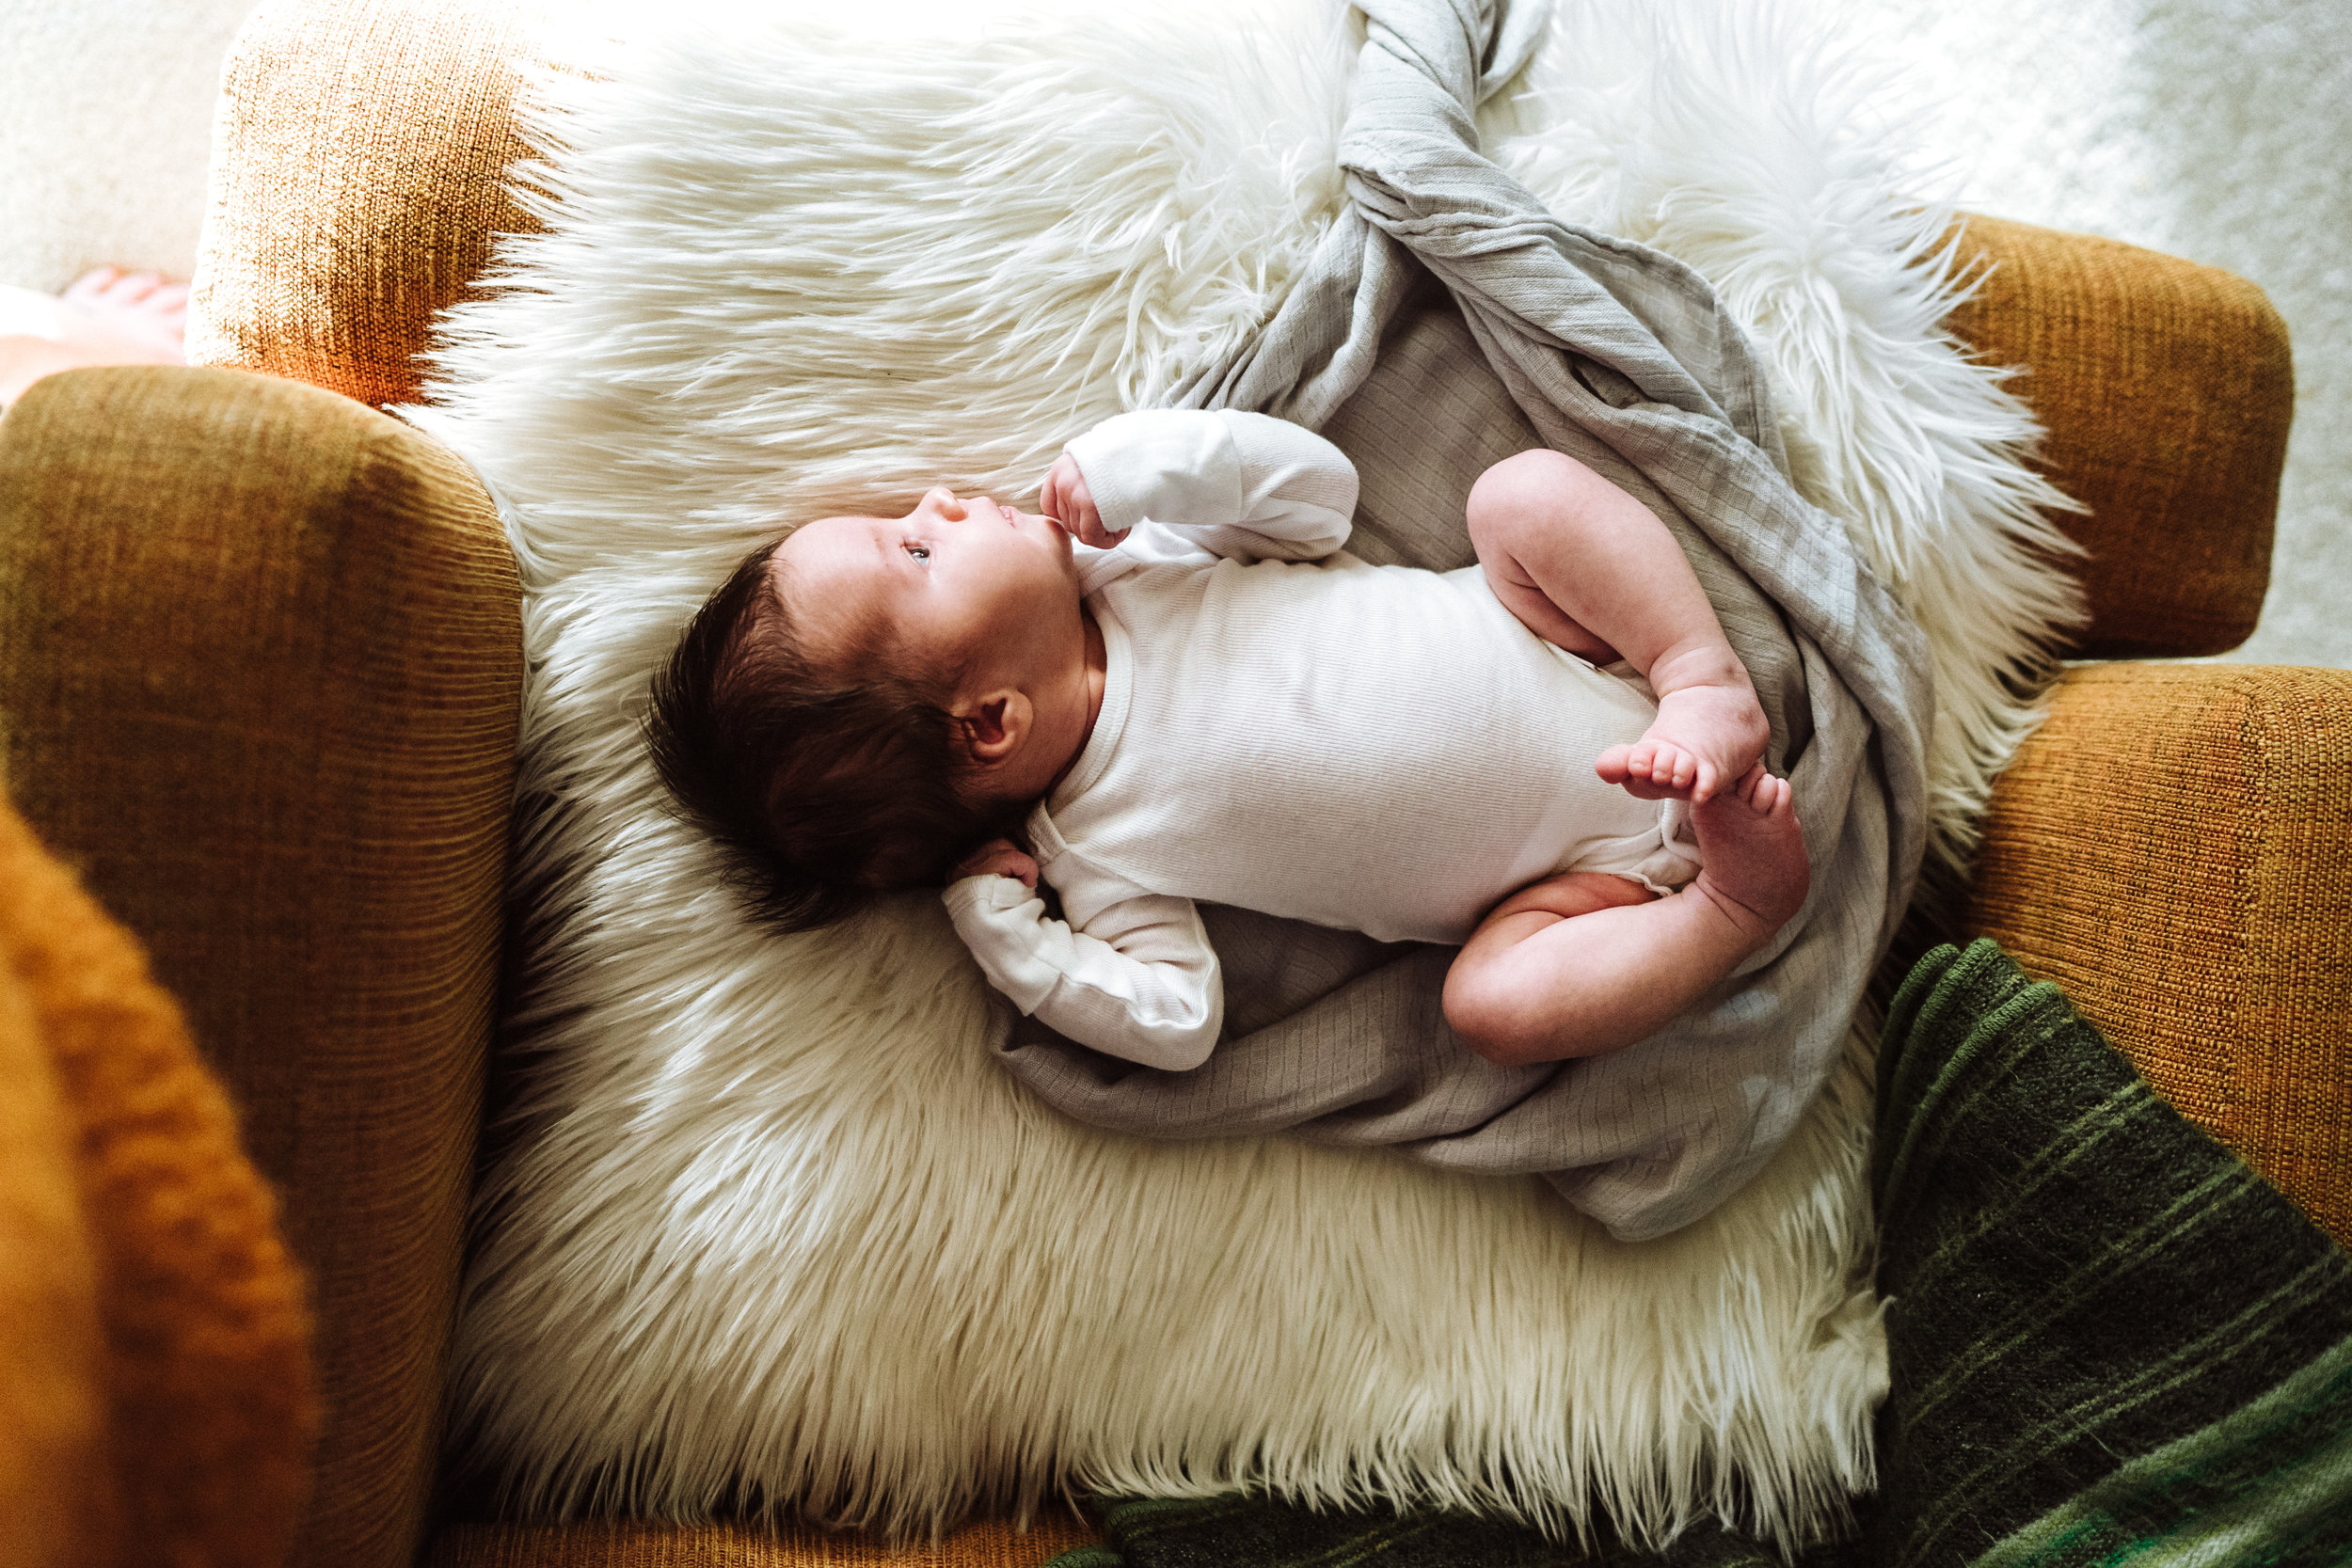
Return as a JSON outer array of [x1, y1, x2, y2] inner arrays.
[[1052, 941, 2352, 1568]]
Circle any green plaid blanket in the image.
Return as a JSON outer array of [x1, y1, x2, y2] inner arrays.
[[1050, 941, 2352, 1567]]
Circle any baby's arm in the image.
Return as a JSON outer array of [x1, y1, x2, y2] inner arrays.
[[1049, 408, 1357, 563], [944, 838, 1224, 1071], [1467, 449, 1768, 803]]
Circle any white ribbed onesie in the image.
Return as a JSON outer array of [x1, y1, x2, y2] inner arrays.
[[943, 409, 1701, 1072]]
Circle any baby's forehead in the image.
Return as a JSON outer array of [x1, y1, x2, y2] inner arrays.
[[772, 515, 892, 650], [774, 513, 880, 584]]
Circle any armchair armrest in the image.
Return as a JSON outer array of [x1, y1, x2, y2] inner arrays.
[[1942, 215, 2293, 657], [1963, 661, 2352, 1245], [0, 365, 522, 1568], [189, 0, 549, 408]]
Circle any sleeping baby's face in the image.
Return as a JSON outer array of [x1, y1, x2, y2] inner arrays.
[[772, 485, 1084, 682]]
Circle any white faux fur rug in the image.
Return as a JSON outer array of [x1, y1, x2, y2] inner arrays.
[[412, 0, 2076, 1550]]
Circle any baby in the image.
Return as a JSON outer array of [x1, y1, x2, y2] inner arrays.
[[646, 410, 1807, 1071]]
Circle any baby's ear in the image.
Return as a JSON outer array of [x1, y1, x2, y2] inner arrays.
[[958, 690, 1029, 763]]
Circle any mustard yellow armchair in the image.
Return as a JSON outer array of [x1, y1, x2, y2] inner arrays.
[[0, 4, 2340, 1566]]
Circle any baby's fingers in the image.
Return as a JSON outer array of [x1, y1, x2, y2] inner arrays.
[[950, 836, 1035, 886], [1041, 454, 1075, 521]]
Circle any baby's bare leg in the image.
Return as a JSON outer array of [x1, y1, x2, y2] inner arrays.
[[1442, 768, 1807, 1065], [1466, 449, 1767, 803]]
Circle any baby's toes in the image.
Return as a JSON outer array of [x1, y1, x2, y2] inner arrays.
[[1638, 742, 1694, 794], [1740, 766, 1786, 815], [1602, 743, 1676, 800], [61, 265, 120, 304]]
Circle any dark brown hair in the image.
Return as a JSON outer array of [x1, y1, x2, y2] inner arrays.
[[644, 536, 1020, 932]]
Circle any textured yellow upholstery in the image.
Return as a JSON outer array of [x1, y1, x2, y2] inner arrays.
[[1964, 662, 2352, 1246], [189, 0, 551, 409], [1942, 214, 2291, 657], [0, 804, 119, 1568], [0, 785, 315, 1568], [0, 365, 521, 1568], [428, 1520, 1099, 1568]]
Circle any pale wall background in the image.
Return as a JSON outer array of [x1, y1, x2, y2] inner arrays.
[[1850, 0, 2350, 669], [3, 0, 2344, 667]]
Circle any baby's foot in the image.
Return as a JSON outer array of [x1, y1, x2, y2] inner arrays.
[[1, 267, 188, 409], [59, 266, 190, 357], [1685, 765, 1809, 950], [1597, 682, 1769, 804]]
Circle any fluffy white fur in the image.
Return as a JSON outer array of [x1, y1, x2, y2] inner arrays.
[[414, 0, 2078, 1551]]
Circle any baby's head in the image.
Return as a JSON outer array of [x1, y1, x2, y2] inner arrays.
[[646, 484, 1089, 931]]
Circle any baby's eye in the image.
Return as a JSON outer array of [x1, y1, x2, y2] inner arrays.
[[904, 541, 930, 562]]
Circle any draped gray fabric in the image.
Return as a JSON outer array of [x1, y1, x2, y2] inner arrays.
[[994, 0, 1932, 1240]]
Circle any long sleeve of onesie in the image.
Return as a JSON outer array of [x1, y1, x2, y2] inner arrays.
[[944, 874, 1223, 1071], [1064, 407, 1357, 565], [944, 408, 1359, 1069]]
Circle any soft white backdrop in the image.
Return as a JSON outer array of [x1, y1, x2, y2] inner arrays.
[[2, 0, 2344, 668]]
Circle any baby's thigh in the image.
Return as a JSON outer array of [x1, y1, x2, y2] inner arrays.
[[1476, 868, 1659, 930], [1445, 871, 1657, 994], [1465, 452, 1622, 659], [1441, 871, 1657, 1063], [1464, 449, 1607, 546]]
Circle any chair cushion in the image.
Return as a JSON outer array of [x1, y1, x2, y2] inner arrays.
[[1963, 661, 2352, 1245], [0, 784, 314, 1568], [0, 364, 522, 1568]]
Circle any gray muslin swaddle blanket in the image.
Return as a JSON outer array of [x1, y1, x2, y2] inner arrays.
[[994, 0, 1934, 1240]]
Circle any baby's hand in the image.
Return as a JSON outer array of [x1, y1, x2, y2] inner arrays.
[[1041, 451, 1126, 548], [951, 837, 1039, 889]]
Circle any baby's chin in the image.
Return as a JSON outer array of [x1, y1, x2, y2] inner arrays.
[[1036, 514, 1084, 573], [1060, 535, 1089, 590]]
